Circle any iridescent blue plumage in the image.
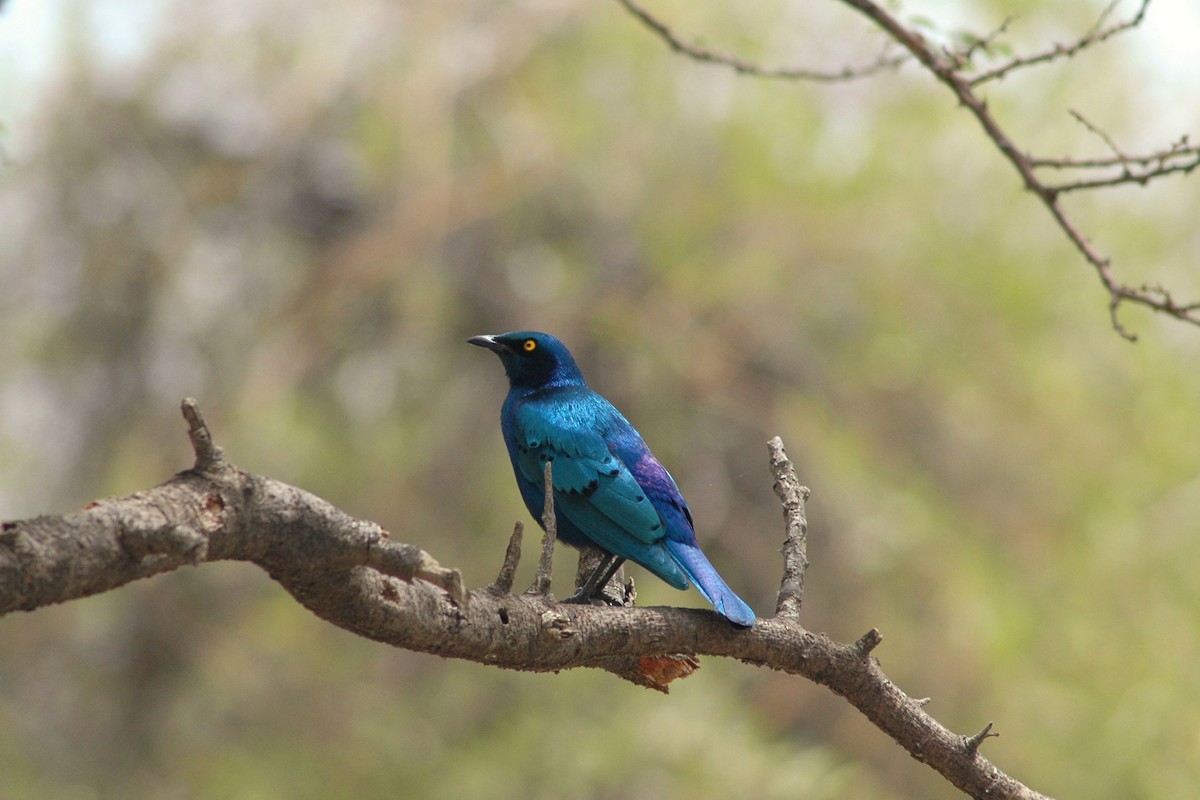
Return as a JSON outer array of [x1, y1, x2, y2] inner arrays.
[[469, 330, 755, 627]]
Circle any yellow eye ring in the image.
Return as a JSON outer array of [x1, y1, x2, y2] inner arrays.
[[523, 339, 537, 352]]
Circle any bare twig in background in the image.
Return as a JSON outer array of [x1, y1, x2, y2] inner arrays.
[[0, 401, 1052, 799], [1035, 113, 1200, 193], [945, 16, 1016, 69], [613, 0, 1199, 340], [1030, 132, 1197, 171], [966, 0, 1150, 86], [614, 0, 908, 82]]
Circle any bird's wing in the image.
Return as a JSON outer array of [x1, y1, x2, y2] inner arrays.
[[512, 402, 665, 547], [614, 443, 696, 536]]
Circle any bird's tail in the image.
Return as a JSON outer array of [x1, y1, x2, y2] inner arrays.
[[664, 539, 755, 627]]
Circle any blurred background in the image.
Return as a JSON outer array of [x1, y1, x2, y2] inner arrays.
[[1, 0, 1198, 797]]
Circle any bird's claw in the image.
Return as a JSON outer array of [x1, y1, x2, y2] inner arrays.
[[561, 589, 625, 607]]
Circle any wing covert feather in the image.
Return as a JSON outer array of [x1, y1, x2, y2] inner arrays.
[[513, 403, 664, 544]]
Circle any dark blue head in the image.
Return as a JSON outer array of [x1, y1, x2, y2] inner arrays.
[[468, 331, 587, 390]]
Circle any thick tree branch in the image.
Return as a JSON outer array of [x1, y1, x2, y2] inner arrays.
[[0, 401, 1051, 799], [613, 0, 1200, 339]]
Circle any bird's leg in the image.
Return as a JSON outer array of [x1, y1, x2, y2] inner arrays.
[[590, 556, 626, 602], [562, 553, 626, 606]]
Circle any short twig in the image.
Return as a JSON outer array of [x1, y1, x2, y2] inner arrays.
[[964, 721, 999, 755], [946, 16, 1015, 69], [491, 522, 524, 593], [1143, 282, 1200, 313], [366, 541, 465, 603], [413, 555, 465, 603], [768, 436, 810, 618], [529, 461, 557, 595], [1069, 109, 1128, 162], [180, 397, 225, 471], [855, 627, 883, 655]]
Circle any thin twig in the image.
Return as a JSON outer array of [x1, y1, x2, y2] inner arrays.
[[855, 627, 883, 655], [529, 460, 557, 595], [945, 16, 1015, 70], [1142, 282, 1200, 314], [181, 397, 224, 471], [1030, 134, 1198, 169], [614, 0, 907, 82], [768, 436, 809, 618], [1069, 108, 1128, 161], [968, 0, 1150, 86], [1045, 157, 1200, 193], [1036, 114, 1200, 193], [491, 522, 524, 593], [1032, 148, 1200, 171], [964, 721, 999, 755]]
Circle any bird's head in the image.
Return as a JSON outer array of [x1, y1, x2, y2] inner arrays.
[[467, 331, 586, 389]]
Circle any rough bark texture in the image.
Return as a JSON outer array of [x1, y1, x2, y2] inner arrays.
[[0, 400, 1050, 800]]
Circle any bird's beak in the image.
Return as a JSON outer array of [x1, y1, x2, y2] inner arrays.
[[467, 334, 507, 353]]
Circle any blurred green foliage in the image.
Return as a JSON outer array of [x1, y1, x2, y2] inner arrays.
[[1, 0, 1199, 798]]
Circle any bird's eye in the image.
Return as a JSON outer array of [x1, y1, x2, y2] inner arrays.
[[523, 339, 537, 352]]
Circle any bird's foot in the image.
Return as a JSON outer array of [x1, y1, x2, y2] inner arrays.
[[561, 587, 625, 607], [563, 553, 627, 606]]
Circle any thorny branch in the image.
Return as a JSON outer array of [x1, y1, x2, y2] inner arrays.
[[0, 401, 1052, 800], [613, 0, 1199, 340]]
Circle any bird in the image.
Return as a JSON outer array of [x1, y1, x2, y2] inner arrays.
[[468, 330, 755, 627]]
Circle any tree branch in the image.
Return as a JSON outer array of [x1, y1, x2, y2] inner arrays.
[[966, 0, 1150, 86], [837, 0, 1196, 340], [0, 400, 1051, 799], [1037, 113, 1200, 193], [613, 0, 907, 83], [613, 0, 1200, 339]]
